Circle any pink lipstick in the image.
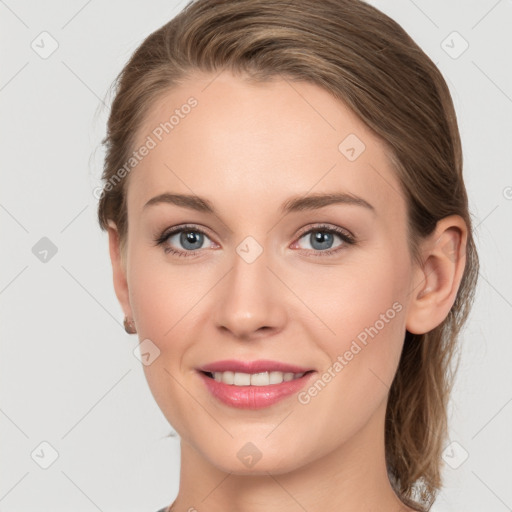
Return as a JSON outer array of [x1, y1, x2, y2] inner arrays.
[[197, 359, 316, 409]]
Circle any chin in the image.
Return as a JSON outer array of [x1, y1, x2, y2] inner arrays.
[[200, 441, 312, 476]]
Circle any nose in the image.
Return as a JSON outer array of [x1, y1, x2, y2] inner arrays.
[[212, 244, 288, 341]]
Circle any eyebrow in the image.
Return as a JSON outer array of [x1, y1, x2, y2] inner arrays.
[[143, 192, 375, 215]]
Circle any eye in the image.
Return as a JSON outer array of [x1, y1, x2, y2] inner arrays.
[[154, 223, 356, 258], [154, 224, 215, 257], [293, 224, 356, 257]]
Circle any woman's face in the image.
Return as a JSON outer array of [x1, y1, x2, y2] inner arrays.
[[117, 70, 421, 473]]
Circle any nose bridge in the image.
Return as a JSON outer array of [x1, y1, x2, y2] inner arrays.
[[213, 234, 286, 337]]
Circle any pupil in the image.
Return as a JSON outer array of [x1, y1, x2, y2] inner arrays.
[[312, 231, 333, 250], [182, 231, 203, 250]]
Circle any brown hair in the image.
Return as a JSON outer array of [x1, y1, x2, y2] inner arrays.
[[97, 1, 479, 510]]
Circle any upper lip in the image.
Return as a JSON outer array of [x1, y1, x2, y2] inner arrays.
[[198, 359, 314, 374]]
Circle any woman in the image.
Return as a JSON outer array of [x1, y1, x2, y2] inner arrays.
[[96, 0, 479, 510]]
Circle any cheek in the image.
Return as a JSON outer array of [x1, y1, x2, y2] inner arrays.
[[294, 269, 407, 447], [127, 244, 209, 344], [307, 248, 408, 395], [294, 249, 404, 345]]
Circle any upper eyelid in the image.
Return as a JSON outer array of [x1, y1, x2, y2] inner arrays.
[[162, 224, 215, 241], [296, 224, 353, 239]]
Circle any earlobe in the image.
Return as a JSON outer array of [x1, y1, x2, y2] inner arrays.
[[406, 215, 467, 335], [107, 221, 133, 324]]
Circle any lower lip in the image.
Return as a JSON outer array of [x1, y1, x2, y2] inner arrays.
[[198, 371, 315, 409]]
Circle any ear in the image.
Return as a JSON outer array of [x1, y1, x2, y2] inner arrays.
[[406, 215, 468, 335], [107, 221, 133, 323]]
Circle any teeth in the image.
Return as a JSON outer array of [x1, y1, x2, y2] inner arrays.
[[211, 371, 306, 386]]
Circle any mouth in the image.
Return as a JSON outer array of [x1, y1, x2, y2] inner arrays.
[[196, 362, 317, 409]]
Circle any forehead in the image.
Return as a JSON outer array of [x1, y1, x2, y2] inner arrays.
[[127, 70, 405, 222]]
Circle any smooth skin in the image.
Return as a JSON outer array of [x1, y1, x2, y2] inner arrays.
[[107, 70, 467, 512]]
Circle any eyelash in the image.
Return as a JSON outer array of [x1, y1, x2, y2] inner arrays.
[[153, 223, 356, 258]]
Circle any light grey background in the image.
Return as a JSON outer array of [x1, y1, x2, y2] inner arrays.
[[1, 1, 511, 511]]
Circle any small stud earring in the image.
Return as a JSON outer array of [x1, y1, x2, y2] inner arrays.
[[123, 316, 137, 334]]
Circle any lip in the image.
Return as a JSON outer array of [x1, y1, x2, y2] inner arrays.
[[198, 359, 314, 374], [197, 360, 316, 410]]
